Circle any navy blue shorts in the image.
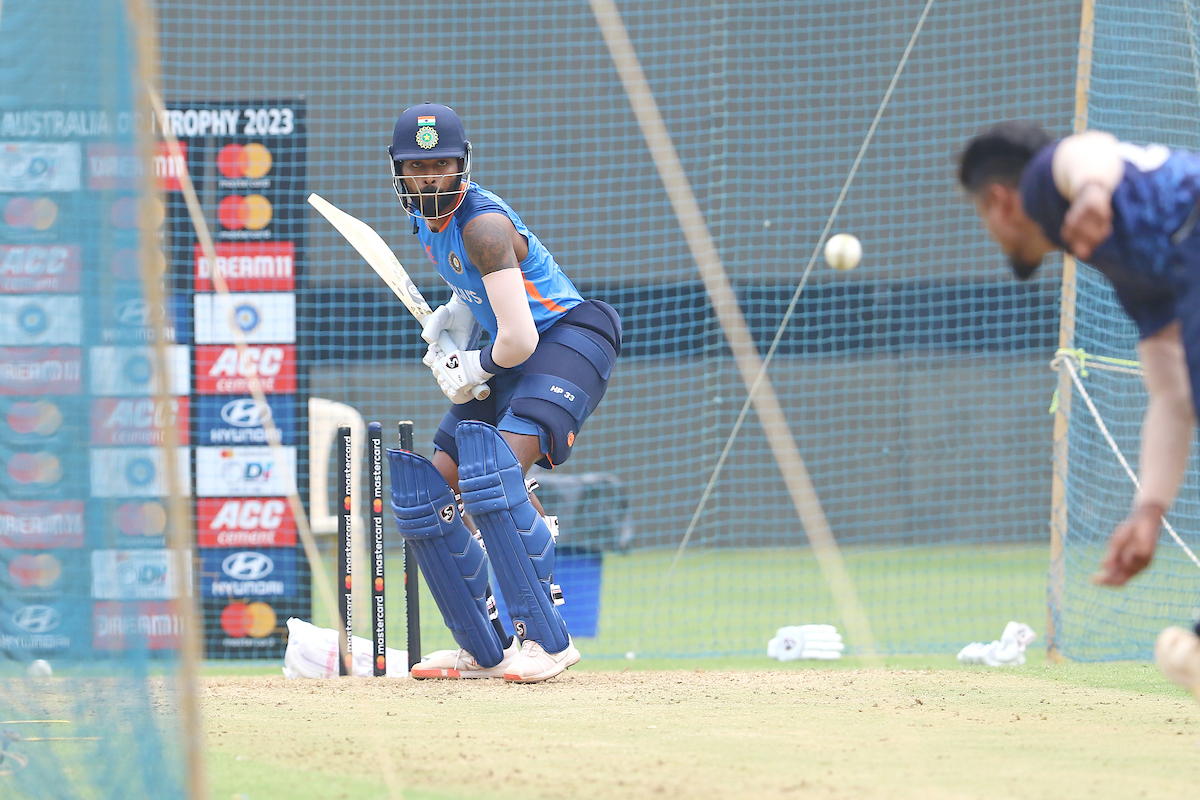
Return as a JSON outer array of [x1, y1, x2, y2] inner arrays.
[[433, 299, 622, 469]]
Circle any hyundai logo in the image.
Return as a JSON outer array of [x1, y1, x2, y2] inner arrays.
[[13, 605, 60, 633], [221, 551, 274, 580], [220, 398, 265, 427], [115, 298, 151, 327]]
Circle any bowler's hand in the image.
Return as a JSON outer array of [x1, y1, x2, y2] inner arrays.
[[1061, 183, 1113, 261], [1093, 502, 1165, 586]]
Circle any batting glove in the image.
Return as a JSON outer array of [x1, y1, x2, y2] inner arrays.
[[431, 348, 494, 404], [422, 295, 481, 352], [422, 341, 444, 369]]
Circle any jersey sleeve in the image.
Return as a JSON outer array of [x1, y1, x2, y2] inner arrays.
[[454, 185, 510, 228], [1019, 141, 1069, 250]]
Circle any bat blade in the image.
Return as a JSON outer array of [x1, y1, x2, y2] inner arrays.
[[307, 193, 489, 401], [307, 193, 434, 322]]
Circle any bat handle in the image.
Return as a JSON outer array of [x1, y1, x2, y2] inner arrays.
[[435, 332, 491, 401]]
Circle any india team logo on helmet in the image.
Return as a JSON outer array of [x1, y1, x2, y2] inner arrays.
[[415, 116, 439, 150]]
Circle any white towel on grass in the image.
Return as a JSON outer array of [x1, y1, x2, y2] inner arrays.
[[768, 624, 845, 661], [957, 621, 1037, 667], [282, 617, 409, 678]]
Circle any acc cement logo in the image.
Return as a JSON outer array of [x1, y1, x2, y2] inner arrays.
[[17, 303, 48, 335], [220, 398, 264, 428], [13, 604, 60, 633], [222, 551, 274, 581], [232, 303, 261, 333]]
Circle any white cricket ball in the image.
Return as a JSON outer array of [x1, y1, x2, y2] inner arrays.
[[625, 651, 636, 660], [824, 233, 862, 271], [27, 659, 52, 678]]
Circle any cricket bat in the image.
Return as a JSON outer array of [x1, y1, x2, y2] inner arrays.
[[307, 193, 489, 401]]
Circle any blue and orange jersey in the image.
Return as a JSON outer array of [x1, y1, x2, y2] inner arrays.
[[1022, 139, 1200, 337], [412, 183, 582, 337]]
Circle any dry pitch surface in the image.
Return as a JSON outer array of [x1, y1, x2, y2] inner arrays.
[[204, 664, 1200, 800]]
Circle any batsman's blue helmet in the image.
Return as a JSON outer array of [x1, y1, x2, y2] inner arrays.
[[387, 102, 473, 222], [388, 102, 470, 162]]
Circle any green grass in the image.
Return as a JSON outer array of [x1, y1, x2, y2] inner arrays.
[[308, 543, 1049, 660]]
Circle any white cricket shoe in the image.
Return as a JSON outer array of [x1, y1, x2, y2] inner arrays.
[[1155, 626, 1200, 701], [410, 637, 519, 679], [503, 638, 581, 683]]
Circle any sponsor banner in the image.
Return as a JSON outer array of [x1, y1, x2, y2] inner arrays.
[[195, 394, 293, 446], [0, 397, 77, 446], [194, 241, 295, 291], [0, 444, 79, 501], [196, 497, 296, 547], [0, 295, 81, 345], [195, 445, 295, 497], [0, 550, 82, 600], [206, 598, 282, 654], [0, 244, 82, 293], [99, 289, 187, 344], [89, 446, 191, 498], [0, 347, 82, 395], [91, 548, 191, 600], [195, 344, 295, 394], [0, 141, 81, 192], [201, 548, 296, 598], [90, 397, 190, 446], [194, 292, 295, 344], [90, 499, 169, 547], [0, 500, 85, 549], [93, 600, 181, 651], [0, 601, 78, 654], [89, 345, 190, 396], [86, 141, 188, 192]]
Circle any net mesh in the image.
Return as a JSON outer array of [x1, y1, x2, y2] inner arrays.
[[1052, 0, 1200, 662], [0, 0, 188, 797], [144, 0, 1091, 660]]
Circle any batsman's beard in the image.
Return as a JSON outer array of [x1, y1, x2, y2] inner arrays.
[[417, 185, 463, 219]]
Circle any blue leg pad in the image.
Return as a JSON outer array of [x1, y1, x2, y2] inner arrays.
[[454, 421, 570, 653], [386, 447, 506, 668]]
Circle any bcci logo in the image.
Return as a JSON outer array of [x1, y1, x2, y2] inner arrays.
[[439, 504, 455, 523], [416, 128, 439, 150], [448, 252, 463, 274]]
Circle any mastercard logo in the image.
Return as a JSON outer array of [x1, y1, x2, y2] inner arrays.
[[217, 143, 273, 179], [218, 194, 272, 231], [9, 553, 61, 589], [343, 496, 351, 511], [373, 499, 382, 513], [374, 577, 383, 592], [115, 501, 168, 537], [7, 452, 61, 485], [111, 196, 166, 231], [110, 247, 166, 281], [220, 600, 277, 638], [4, 197, 58, 231], [6, 401, 63, 437]]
